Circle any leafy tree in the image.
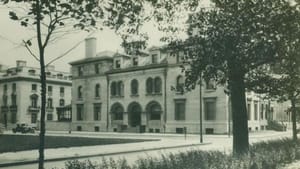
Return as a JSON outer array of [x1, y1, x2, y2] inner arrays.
[[250, 6, 300, 140], [0, 0, 198, 168], [0, 0, 157, 168], [165, 0, 297, 155]]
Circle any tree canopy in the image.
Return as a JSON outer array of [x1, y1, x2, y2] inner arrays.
[[165, 0, 300, 154]]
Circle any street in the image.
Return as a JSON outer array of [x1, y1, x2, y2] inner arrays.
[[0, 130, 292, 169]]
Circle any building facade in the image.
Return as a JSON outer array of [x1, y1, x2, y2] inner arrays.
[[0, 61, 72, 129], [70, 38, 271, 134]]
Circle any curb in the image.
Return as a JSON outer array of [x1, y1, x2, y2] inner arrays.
[[0, 142, 210, 168]]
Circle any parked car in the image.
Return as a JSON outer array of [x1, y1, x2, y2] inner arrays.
[[12, 123, 35, 134]]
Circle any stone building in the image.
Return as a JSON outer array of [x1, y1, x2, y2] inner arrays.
[[0, 61, 72, 129], [69, 38, 271, 134]]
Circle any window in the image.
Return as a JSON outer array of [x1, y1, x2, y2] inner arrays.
[[95, 64, 100, 74], [11, 94, 17, 106], [254, 101, 258, 120], [151, 54, 158, 64], [131, 79, 138, 95], [12, 83, 16, 93], [176, 76, 184, 93], [32, 84, 37, 91], [204, 98, 216, 120], [205, 79, 216, 90], [47, 98, 53, 108], [247, 101, 251, 120], [3, 84, 7, 93], [175, 99, 186, 120], [117, 81, 124, 96], [76, 104, 84, 121], [47, 113, 53, 121], [30, 94, 38, 107], [260, 104, 264, 119], [94, 103, 101, 120], [3, 95, 8, 106], [48, 86, 53, 95], [154, 77, 162, 93], [59, 99, 65, 106], [111, 82, 117, 96], [146, 78, 153, 94], [176, 53, 183, 63], [78, 66, 84, 76], [133, 57, 138, 66], [60, 87, 64, 96], [115, 60, 121, 68], [95, 84, 100, 98], [111, 104, 123, 120], [11, 113, 16, 123], [78, 86, 83, 99], [149, 103, 161, 120], [31, 113, 37, 123]]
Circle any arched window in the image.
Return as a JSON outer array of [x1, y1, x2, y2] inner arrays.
[[78, 86, 82, 99], [59, 99, 65, 106], [111, 103, 124, 120], [131, 79, 138, 95], [117, 81, 124, 96], [176, 75, 184, 93], [111, 82, 117, 96], [95, 84, 100, 98], [147, 102, 161, 120], [154, 77, 162, 93], [146, 78, 153, 94]]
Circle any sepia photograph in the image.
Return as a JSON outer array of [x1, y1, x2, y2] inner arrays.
[[0, 0, 300, 168]]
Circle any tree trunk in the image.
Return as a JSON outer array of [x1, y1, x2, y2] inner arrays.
[[36, 0, 46, 169], [291, 98, 297, 141], [229, 71, 249, 155]]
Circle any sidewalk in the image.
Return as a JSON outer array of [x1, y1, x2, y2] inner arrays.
[[0, 132, 208, 167], [0, 130, 292, 167]]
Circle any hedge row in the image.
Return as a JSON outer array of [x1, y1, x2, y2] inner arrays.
[[54, 138, 300, 169]]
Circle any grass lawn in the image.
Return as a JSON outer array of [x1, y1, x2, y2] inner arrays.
[[0, 134, 156, 153]]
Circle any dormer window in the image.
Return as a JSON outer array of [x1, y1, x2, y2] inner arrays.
[[115, 60, 121, 69], [151, 54, 158, 64], [133, 57, 138, 66]]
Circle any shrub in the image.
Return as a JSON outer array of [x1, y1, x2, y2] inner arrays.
[[59, 138, 300, 169], [266, 120, 286, 131]]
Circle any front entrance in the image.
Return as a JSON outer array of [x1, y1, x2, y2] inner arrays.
[[128, 103, 141, 127]]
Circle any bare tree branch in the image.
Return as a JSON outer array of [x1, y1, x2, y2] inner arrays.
[[22, 40, 40, 62], [46, 39, 84, 66], [46, 30, 96, 66]]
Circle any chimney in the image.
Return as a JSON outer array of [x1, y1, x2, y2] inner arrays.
[[85, 37, 97, 58], [16, 60, 27, 67]]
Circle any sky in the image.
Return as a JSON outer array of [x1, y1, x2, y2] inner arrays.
[[0, 1, 211, 72], [0, 4, 180, 72]]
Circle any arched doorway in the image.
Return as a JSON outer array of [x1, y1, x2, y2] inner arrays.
[[127, 102, 142, 127]]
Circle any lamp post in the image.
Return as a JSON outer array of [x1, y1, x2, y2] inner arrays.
[[199, 74, 203, 143]]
